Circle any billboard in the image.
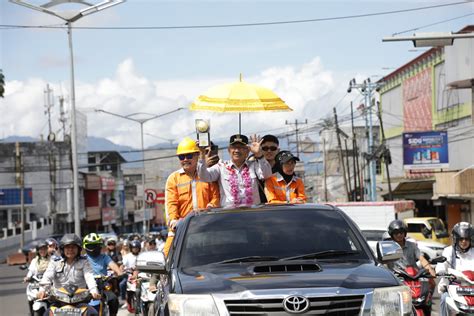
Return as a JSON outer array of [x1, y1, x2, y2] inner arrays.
[[403, 131, 449, 170]]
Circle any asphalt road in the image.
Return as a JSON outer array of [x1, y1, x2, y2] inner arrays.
[[0, 263, 440, 316]]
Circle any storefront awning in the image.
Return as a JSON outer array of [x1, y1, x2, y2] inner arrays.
[[434, 167, 474, 199], [383, 180, 435, 200]]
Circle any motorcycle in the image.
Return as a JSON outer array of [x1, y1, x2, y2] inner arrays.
[[392, 257, 445, 316], [126, 273, 139, 314], [88, 275, 115, 316], [26, 274, 48, 316], [47, 284, 93, 315], [442, 268, 474, 315], [137, 273, 156, 316], [392, 264, 435, 316]]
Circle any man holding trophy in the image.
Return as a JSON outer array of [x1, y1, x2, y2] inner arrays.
[[197, 121, 272, 207]]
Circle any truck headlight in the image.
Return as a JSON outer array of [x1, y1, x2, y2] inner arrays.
[[168, 294, 219, 316], [370, 286, 411, 316]]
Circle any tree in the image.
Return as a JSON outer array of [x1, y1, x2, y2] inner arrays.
[[0, 69, 4, 98]]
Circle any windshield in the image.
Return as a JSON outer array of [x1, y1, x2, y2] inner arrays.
[[178, 208, 369, 267], [428, 218, 449, 238]]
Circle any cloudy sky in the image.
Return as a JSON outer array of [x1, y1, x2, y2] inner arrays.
[[1, 0, 473, 149]]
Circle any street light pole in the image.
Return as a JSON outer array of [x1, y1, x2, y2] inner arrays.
[[95, 107, 184, 234], [10, 0, 125, 236]]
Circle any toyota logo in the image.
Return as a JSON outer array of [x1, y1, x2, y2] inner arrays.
[[283, 295, 310, 314]]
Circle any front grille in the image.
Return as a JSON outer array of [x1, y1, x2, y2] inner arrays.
[[224, 295, 364, 315]]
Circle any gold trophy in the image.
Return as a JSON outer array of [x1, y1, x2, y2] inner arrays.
[[195, 119, 210, 148]]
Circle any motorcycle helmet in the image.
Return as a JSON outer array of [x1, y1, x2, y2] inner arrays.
[[45, 237, 58, 249], [388, 220, 408, 238], [83, 233, 103, 257], [106, 236, 118, 246], [59, 234, 82, 258], [130, 240, 141, 251], [452, 222, 473, 253], [35, 239, 48, 256]]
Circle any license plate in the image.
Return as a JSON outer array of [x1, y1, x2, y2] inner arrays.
[[457, 287, 474, 295], [53, 308, 82, 315]]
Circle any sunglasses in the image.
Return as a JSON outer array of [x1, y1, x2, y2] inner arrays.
[[178, 153, 195, 160], [262, 146, 278, 152]]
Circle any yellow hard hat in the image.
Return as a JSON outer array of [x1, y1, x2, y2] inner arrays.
[[176, 137, 199, 155]]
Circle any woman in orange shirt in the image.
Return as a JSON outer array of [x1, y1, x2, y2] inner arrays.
[[265, 151, 306, 204]]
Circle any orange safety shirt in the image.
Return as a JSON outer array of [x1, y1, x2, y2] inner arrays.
[[165, 168, 220, 223], [264, 173, 306, 204]]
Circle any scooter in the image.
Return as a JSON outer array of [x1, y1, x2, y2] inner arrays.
[[47, 284, 93, 315], [26, 274, 48, 316], [392, 264, 435, 316], [442, 268, 474, 314], [137, 273, 156, 316]]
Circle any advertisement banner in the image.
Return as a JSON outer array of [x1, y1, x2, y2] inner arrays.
[[403, 131, 449, 170]]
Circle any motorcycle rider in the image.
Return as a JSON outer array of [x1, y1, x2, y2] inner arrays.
[[436, 222, 474, 316], [83, 233, 122, 316], [45, 238, 60, 260], [24, 239, 50, 315], [386, 220, 436, 276], [37, 234, 100, 313], [120, 239, 141, 307], [105, 237, 122, 266]]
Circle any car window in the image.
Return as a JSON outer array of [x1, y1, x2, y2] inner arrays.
[[179, 209, 369, 267], [407, 223, 424, 233], [361, 230, 386, 241]]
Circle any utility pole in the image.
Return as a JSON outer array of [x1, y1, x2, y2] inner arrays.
[[58, 96, 68, 140], [323, 138, 328, 202], [376, 101, 393, 201], [44, 84, 54, 140], [15, 142, 25, 248], [350, 101, 359, 201], [347, 78, 384, 201], [285, 119, 308, 156], [333, 108, 350, 201]]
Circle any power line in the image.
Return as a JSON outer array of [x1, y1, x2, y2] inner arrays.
[[1, 1, 470, 31], [392, 12, 474, 36]]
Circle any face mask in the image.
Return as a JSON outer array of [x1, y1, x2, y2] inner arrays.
[[87, 247, 102, 257]]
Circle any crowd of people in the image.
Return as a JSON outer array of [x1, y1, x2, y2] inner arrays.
[[23, 231, 167, 315], [22, 132, 474, 315]]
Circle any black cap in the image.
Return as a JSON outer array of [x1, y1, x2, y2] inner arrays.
[[277, 151, 300, 164], [262, 134, 279, 145], [229, 134, 249, 145]]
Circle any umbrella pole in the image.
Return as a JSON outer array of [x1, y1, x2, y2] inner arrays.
[[239, 112, 241, 134]]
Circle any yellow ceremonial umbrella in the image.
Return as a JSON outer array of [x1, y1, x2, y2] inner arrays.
[[190, 74, 293, 133]]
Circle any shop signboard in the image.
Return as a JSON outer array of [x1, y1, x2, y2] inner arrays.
[[403, 131, 449, 170]]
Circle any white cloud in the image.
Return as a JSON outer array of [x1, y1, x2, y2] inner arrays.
[[1, 56, 360, 147]]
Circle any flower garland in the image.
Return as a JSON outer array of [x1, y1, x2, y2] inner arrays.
[[226, 163, 253, 207]]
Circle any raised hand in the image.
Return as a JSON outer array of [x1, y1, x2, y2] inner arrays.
[[249, 134, 264, 158]]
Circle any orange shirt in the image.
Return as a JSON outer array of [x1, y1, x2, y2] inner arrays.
[[265, 173, 306, 204], [165, 168, 220, 223]]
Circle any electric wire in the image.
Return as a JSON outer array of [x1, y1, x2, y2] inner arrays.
[[1, 1, 470, 30]]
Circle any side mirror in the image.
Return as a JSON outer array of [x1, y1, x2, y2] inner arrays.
[[136, 251, 166, 274], [429, 256, 447, 264], [376, 241, 403, 263], [19, 264, 28, 270]]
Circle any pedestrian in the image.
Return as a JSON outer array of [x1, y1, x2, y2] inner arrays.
[[256, 134, 280, 203], [265, 151, 306, 204], [198, 134, 272, 208], [163, 137, 220, 256]]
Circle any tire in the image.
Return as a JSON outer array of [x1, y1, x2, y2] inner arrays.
[[33, 307, 45, 316]]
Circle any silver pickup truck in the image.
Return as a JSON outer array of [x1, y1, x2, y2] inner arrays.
[[137, 204, 410, 316]]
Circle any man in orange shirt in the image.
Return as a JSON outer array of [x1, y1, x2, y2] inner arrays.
[[163, 137, 220, 256], [265, 151, 306, 204]]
